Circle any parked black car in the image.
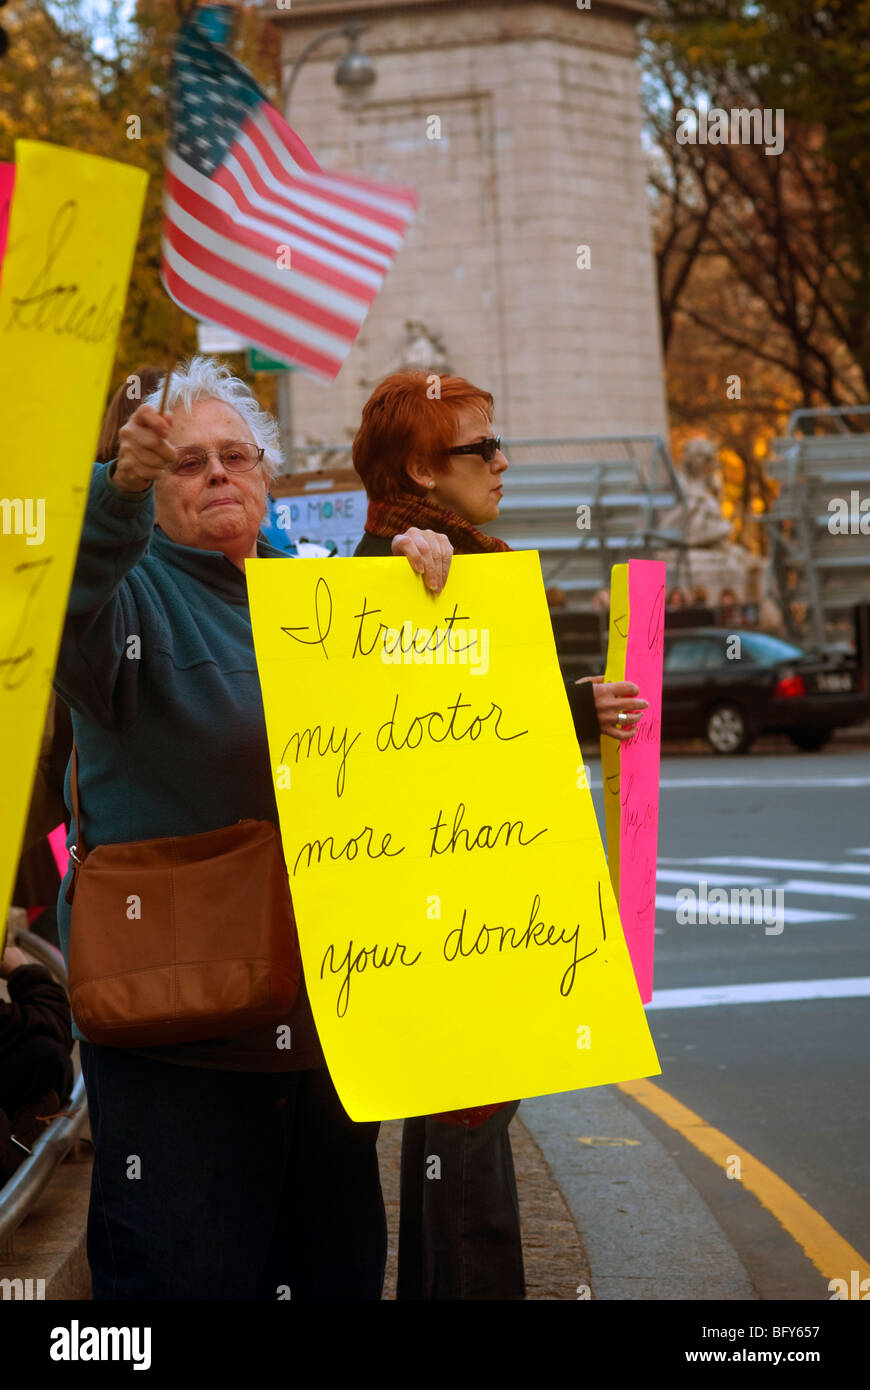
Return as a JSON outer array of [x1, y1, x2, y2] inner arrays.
[[661, 628, 869, 754]]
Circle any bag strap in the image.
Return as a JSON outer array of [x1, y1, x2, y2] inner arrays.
[[64, 741, 86, 906], [70, 740, 86, 861]]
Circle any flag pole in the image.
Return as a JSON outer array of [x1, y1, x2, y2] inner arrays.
[[159, 304, 185, 414]]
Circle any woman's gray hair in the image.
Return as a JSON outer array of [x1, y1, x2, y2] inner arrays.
[[145, 355, 283, 481]]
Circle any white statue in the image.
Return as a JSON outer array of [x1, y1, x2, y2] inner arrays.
[[657, 437, 761, 605], [664, 438, 733, 548]]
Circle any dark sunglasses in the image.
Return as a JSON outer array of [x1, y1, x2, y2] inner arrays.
[[446, 435, 502, 464]]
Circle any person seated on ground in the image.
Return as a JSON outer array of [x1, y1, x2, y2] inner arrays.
[[718, 587, 741, 627], [0, 938, 73, 1185], [789, 599, 808, 633], [680, 585, 715, 625], [741, 601, 760, 628], [758, 595, 786, 635]]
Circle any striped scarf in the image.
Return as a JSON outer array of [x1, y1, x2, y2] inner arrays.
[[364, 493, 511, 555]]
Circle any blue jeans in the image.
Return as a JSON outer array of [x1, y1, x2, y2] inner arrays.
[[80, 1043, 386, 1300], [397, 1101, 525, 1299]]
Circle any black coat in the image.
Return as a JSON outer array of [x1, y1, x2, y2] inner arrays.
[[353, 530, 600, 745], [0, 965, 73, 1063]]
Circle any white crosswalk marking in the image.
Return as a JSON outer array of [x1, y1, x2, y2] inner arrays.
[[646, 978, 870, 1010], [658, 855, 870, 876], [655, 869, 774, 886], [780, 878, 870, 901], [657, 777, 870, 788]]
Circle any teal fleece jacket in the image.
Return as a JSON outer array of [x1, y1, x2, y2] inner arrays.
[[53, 461, 324, 1071]]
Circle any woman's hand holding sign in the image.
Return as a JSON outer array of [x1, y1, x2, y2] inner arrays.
[[578, 675, 649, 742], [392, 528, 453, 595]]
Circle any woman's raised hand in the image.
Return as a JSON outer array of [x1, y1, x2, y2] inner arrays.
[[392, 527, 453, 594], [113, 404, 177, 492]]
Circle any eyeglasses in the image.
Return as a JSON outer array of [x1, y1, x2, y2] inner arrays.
[[446, 435, 502, 464], [168, 442, 264, 477]]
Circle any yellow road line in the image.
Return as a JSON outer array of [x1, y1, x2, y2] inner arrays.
[[618, 1078, 870, 1285]]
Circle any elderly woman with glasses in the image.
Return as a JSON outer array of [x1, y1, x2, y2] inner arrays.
[[53, 356, 449, 1302]]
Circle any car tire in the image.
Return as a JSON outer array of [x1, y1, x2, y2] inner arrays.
[[706, 703, 753, 755], [788, 728, 831, 752]]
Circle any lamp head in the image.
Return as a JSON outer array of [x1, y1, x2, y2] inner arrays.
[[335, 20, 376, 103]]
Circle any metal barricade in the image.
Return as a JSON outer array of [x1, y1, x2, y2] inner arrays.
[[763, 406, 870, 647]]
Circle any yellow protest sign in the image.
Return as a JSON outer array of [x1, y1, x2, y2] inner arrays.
[[0, 142, 147, 945], [248, 552, 660, 1121]]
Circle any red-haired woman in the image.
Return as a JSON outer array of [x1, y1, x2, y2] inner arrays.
[[352, 371, 648, 1300]]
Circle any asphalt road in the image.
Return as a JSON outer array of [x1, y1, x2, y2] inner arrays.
[[523, 745, 870, 1300]]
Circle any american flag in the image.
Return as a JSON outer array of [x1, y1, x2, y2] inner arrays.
[[162, 6, 418, 382]]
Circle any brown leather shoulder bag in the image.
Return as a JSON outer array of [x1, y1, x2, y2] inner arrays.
[[65, 745, 301, 1049]]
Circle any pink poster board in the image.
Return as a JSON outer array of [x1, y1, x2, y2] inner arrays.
[[48, 822, 69, 879], [614, 560, 665, 1002], [0, 163, 14, 279]]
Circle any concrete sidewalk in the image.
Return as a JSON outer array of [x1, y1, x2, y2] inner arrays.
[[520, 1088, 757, 1300]]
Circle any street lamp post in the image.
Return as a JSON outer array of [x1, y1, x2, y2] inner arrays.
[[276, 19, 376, 474]]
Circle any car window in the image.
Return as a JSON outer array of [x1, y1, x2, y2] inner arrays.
[[663, 638, 722, 672], [700, 638, 729, 668], [737, 631, 805, 664]]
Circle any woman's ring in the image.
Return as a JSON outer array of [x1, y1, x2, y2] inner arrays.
[[617, 712, 628, 725]]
